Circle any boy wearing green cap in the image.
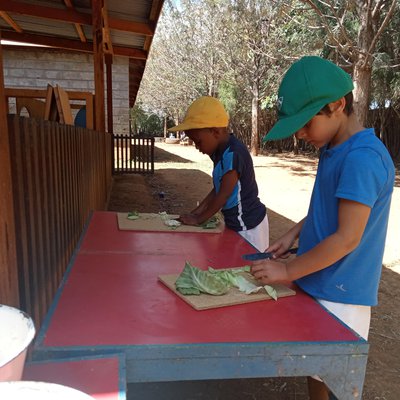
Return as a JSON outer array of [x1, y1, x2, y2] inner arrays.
[[251, 56, 395, 399], [169, 96, 269, 252]]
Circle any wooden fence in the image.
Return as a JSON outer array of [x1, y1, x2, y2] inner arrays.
[[7, 115, 112, 326], [262, 107, 400, 161], [113, 134, 154, 174]]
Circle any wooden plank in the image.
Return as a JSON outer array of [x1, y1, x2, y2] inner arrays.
[[84, 93, 94, 130], [42, 119, 58, 296], [158, 273, 296, 310], [44, 84, 58, 121], [54, 85, 74, 125], [0, 36, 20, 306], [30, 118, 50, 316], [7, 116, 31, 311], [117, 212, 225, 233], [5, 88, 48, 99], [22, 117, 41, 323], [16, 97, 46, 118]]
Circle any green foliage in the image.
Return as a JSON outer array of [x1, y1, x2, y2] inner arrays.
[[130, 104, 164, 136], [261, 94, 278, 110], [218, 80, 238, 115]]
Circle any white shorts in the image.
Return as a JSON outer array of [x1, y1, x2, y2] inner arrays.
[[238, 213, 269, 252], [313, 298, 371, 382], [317, 299, 371, 340]]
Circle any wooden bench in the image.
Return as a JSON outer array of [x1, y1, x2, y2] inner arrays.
[[5, 86, 94, 129]]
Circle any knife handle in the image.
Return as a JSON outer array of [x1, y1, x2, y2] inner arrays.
[[242, 247, 298, 261]]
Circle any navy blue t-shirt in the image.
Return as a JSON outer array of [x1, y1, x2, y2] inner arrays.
[[210, 134, 266, 231]]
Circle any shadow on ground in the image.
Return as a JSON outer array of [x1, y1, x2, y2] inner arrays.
[[155, 146, 194, 164]]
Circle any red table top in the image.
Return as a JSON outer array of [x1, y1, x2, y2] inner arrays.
[[23, 355, 124, 400], [41, 211, 360, 348]]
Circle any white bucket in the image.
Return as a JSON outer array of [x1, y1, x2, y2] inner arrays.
[[0, 381, 95, 400], [0, 305, 36, 381]]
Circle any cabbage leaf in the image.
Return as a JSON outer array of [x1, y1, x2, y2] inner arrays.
[[175, 262, 278, 300]]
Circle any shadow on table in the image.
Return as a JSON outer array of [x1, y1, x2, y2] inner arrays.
[[128, 377, 308, 400]]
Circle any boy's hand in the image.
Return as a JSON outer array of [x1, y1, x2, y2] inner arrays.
[[178, 213, 199, 226], [251, 259, 290, 285]]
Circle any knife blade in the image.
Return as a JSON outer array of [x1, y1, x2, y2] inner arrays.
[[242, 247, 298, 261]]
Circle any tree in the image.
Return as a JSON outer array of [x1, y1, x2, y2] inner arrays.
[[130, 104, 164, 136], [299, 0, 398, 124]]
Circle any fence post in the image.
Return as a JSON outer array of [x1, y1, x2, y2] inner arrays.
[[0, 37, 20, 307]]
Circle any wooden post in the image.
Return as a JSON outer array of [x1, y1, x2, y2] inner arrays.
[[0, 33, 20, 306], [92, 0, 105, 133], [105, 53, 113, 134], [105, 53, 113, 200]]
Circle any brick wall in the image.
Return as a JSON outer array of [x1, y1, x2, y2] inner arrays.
[[3, 47, 130, 135]]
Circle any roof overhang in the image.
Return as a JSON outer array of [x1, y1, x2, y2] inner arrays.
[[0, 0, 164, 106]]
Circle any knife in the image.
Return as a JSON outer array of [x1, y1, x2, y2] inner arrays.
[[242, 247, 298, 261]]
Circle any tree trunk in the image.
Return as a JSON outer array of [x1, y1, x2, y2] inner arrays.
[[250, 80, 259, 156], [293, 136, 299, 155], [353, 57, 372, 126], [352, 1, 374, 126]]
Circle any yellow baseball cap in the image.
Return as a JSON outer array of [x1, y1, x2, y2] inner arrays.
[[168, 96, 229, 132]]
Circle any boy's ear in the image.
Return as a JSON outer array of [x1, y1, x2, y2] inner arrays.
[[330, 97, 346, 114], [211, 127, 221, 137], [212, 127, 227, 137]]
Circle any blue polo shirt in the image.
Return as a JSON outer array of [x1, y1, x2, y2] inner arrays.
[[296, 129, 395, 306], [211, 134, 266, 231]]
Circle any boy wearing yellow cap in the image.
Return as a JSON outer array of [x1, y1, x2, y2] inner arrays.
[[251, 56, 395, 399], [169, 96, 269, 252]]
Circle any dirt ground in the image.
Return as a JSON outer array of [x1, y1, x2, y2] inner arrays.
[[108, 142, 400, 400]]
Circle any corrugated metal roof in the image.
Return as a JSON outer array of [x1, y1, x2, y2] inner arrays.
[[0, 0, 164, 106]]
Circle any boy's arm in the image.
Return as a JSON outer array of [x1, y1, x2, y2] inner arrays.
[[267, 218, 305, 258], [180, 170, 238, 225], [190, 188, 216, 215], [252, 199, 371, 284]]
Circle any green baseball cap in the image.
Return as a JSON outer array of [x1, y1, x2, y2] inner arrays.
[[263, 56, 354, 142]]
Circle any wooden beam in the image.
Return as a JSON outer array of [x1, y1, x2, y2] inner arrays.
[[0, 0, 91, 25], [63, 0, 86, 43], [0, 11, 23, 33], [1, 30, 92, 51], [109, 17, 154, 36], [144, 0, 164, 51], [1, 31, 147, 59], [0, 33, 20, 307], [92, 0, 105, 132], [0, 0, 155, 36], [102, 1, 113, 55], [129, 69, 145, 79]]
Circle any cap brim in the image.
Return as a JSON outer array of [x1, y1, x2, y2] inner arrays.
[[262, 103, 325, 142], [168, 122, 228, 132], [168, 123, 189, 132]]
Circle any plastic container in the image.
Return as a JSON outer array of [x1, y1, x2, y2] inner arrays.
[[0, 381, 95, 399], [0, 305, 36, 381]]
